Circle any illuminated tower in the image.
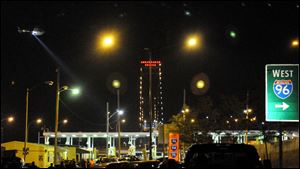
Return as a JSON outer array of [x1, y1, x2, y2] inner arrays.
[[139, 60, 164, 130]]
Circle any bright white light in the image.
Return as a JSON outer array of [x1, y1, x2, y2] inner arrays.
[[188, 38, 197, 46], [118, 110, 124, 115], [72, 88, 80, 95], [62, 135, 66, 137], [72, 135, 77, 137], [196, 80, 205, 89], [112, 80, 121, 88], [82, 134, 87, 137], [8, 116, 14, 122], [185, 11, 191, 16]]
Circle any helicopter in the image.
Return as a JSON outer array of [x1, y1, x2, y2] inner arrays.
[[17, 26, 45, 36]]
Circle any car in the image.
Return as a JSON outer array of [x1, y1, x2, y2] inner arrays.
[[95, 157, 118, 168], [118, 155, 140, 162], [183, 143, 263, 168], [158, 159, 182, 168], [105, 161, 134, 168], [132, 160, 160, 168]]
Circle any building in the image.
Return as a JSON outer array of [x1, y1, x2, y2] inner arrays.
[[1, 141, 79, 168], [139, 59, 164, 130]]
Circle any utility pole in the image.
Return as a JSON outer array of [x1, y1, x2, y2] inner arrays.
[[54, 68, 60, 165], [106, 102, 109, 157], [279, 123, 283, 168], [117, 89, 121, 158], [182, 89, 186, 161], [24, 88, 29, 162], [245, 90, 249, 144]]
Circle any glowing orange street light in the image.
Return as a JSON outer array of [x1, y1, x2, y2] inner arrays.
[[8, 117, 14, 123], [185, 34, 202, 50], [63, 119, 68, 124], [190, 119, 195, 123], [121, 119, 126, 123], [96, 30, 120, 53], [291, 39, 299, 48], [36, 118, 42, 124]]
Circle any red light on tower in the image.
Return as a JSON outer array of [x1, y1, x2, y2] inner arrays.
[[141, 60, 161, 67]]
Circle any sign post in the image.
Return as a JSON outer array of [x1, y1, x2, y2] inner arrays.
[[265, 64, 299, 122], [266, 64, 298, 168], [168, 133, 180, 162]]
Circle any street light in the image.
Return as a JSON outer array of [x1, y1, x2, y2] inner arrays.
[[62, 119, 68, 124], [1, 115, 14, 143], [112, 80, 121, 89], [185, 34, 202, 50], [96, 30, 120, 53], [190, 119, 195, 123], [1, 116, 14, 123], [111, 79, 122, 158], [244, 108, 252, 144], [24, 81, 53, 162], [24, 118, 43, 159], [291, 39, 299, 48], [229, 31, 237, 38], [196, 80, 205, 89], [8, 117, 14, 123], [58, 119, 68, 132], [54, 69, 80, 165], [36, 118, 42, 124], [106, 108, 124, 157]]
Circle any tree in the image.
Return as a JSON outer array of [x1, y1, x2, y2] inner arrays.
[[169, 110, 199, 145]]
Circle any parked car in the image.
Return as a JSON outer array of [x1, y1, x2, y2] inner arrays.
[[158, 159, 182, 168], [105, 161, 135, 168], [118, 155, 140, 162], [95, 157, 118, 168], [132, 160, 160, 168], [183, 143, 264, 168]]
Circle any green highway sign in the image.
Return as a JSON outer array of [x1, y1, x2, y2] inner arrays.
[[265, 64, 299, 122]]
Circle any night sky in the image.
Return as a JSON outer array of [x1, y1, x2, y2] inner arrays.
[[1, 2, 299, 143]]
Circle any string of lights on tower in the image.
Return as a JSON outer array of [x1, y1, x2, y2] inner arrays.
[[139, 60, 164, 130]]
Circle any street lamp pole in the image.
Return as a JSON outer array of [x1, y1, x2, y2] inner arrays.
[[117, 89, 121, 158], [54, 68, 60, 165], [245, 90, 249, 144], [182, 89, 186, 161], [106, 102, 109, 157], [23, 80, 53, 162], [24, 88, 29, 161]]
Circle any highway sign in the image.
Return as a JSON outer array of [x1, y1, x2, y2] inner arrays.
[[265, 64, 299, 122]]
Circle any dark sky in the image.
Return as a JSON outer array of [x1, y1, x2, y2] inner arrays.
[[1, 1, 299, 143]]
